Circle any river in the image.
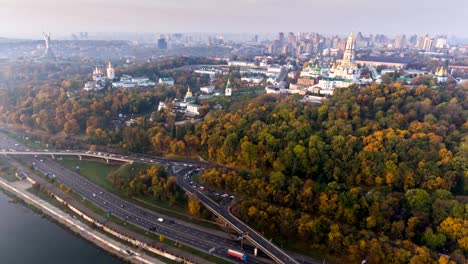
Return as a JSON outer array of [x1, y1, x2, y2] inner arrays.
[[0, 191, 123, 264]]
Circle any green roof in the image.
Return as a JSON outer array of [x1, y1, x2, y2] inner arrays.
[[322, 77, 352, 82]]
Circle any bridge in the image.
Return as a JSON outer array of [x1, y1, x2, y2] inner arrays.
[[176, 169, 299, 264], [2, 148, 299, 263], [0, 151, 134, 164]]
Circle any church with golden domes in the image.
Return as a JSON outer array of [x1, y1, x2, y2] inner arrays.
[[328, 32, 359, 80], [434, 66, 448, 83], [312, 33, 361, 94]]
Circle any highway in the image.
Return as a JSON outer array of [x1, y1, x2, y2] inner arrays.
[[0, 132, 303, 264], [0, 134, 271, 263], [177, 171, 299, 264]]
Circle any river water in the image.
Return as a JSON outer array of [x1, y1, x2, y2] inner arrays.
[[0, 191, 123, 264]]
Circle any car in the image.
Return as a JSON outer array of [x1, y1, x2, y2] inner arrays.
[[157, 218, 164, 223], [99, 191, 103, 195], [120, 204, 125, 208], [92, 193, 96, 197]]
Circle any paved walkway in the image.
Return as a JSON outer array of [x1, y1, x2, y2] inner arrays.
[[0, 178, 166, 264]]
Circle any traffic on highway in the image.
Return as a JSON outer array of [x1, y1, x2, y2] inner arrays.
[[0, 131, 303, 264]]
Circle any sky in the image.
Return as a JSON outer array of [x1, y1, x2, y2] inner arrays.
[[0, 0, 467, 39]]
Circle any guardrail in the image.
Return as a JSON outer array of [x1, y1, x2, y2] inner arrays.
[[0, 151, 134, 164], [180, 182, 298, 264]]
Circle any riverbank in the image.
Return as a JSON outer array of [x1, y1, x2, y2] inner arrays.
[[0, 177, 166, 264]]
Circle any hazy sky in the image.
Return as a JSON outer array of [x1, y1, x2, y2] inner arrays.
[[0, 0, 466, 39]]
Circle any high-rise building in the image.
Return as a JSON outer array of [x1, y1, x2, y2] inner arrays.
[[288, 32, 295, 45], [158, 38, 167, 49], [435, 37, 448, 49], [395, 35, 406, 49], [278, 32, 285, 43], [409, 35, 418, 47], [422, 34, 433, 51]]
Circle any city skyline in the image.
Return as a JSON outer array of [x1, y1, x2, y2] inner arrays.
[[0, 0, 467, 39]]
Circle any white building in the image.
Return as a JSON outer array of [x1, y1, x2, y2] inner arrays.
[[112, 75, 155, 88], [186, 103, 201, 115], [267, 66, 282, 77], [241, 76, 264, 84], [194, 66, 222, 76], [200, 85, 215, 94], [83, 81, 104, 92], [228, 61, 256, 67], [158, 77, 175, 86]]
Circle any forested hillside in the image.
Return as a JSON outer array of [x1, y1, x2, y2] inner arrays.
[[1, 73, 467, 262], [195, 84, 467, 263]]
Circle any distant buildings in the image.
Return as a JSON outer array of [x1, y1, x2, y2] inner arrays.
[[314, 33, 360, 93], [355, 56, 414, 69]]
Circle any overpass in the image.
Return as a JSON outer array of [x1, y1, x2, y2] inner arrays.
[[2, 148, 298, 263], [0, 151, 134, 164], [176, 170, 299, 264]]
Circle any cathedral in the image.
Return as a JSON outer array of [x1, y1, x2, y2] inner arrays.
[[313, 32, 361, 94], [434, 66, 448, 83], [328, 32, 359, 80]]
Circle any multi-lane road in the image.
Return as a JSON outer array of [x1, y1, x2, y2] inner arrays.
[[0, 132, 306, 264]]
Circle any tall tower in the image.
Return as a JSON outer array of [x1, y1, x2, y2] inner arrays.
[[342, 32, 355, 67], [225, 79, 232, 97], [184, 86, 194, 102], [42, 32, 56, 60], [107, 62, 115, 80]]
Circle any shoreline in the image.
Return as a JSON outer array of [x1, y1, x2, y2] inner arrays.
[[0, 178, 166, 264]]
